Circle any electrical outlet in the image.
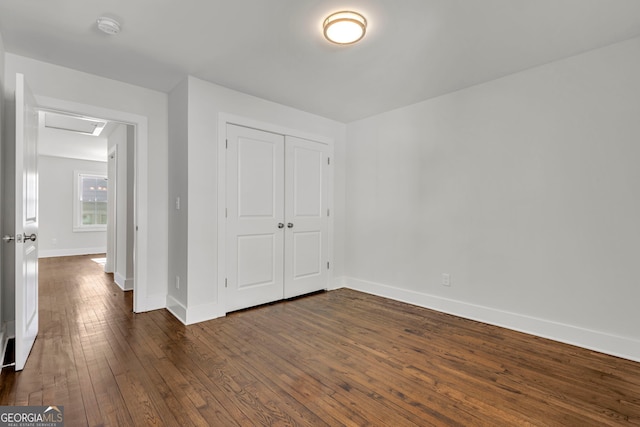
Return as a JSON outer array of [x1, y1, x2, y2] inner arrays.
[[442, 273, 451, 287], [175, 276, 180, 289], [52, 238, 57, 246], [175, 197, 181, 210]]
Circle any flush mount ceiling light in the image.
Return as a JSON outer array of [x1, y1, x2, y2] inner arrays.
[[96, 16, 121, 35], [323, 11, 367, 45]]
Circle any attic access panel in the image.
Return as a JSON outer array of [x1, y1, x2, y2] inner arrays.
[[43, 111, 107, 136]]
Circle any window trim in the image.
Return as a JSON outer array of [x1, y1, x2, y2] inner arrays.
[[73, 170, 108, 232]]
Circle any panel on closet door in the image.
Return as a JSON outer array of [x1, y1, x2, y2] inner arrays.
[[293, 147, 323, 217], [226, 124, 285, 312], [237, 234, 275, 288], [293, 231, 322, 279], [284, 136, 329, 299], [238, 138, 276, 218]]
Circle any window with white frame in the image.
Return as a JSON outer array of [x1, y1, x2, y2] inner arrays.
[[74, 171, 108, 232]]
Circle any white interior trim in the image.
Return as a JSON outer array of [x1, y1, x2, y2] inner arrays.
[[342, 276, 640, 363], [35, 95, 150, 312], [105, 145, 118, 274], [114, 272, 134, 291], [216, 112, 335, 318], [166, 295, 187, 324], [39, 247, 107, 258]]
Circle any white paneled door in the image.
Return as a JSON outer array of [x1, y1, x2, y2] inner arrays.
[[14, 74, 39, 371], [226, 125, 285, 312], [225, 124, 329, 312], [284, 136, 329, 298]]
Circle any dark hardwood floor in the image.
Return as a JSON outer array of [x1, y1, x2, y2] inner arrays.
[[1, 255, 639, 426]]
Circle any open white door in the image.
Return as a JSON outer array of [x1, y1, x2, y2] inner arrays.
[[14, 73, 39, 371]]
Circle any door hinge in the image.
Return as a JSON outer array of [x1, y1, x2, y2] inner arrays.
[[225, 208, 228, 218], [328, 157, 331, 165], [225, 278, 228, 288], [226, 139, 228, 149], [327, 262, 330, 270], [327, 209, 330, 217]]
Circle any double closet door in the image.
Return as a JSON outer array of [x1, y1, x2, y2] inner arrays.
[[226, 124, 330, 312]]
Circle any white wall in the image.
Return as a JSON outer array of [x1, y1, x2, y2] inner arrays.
[[345, 37, 640, 362], [107, 124, 134, 290], [38, 155, 107, 257], [167, 76, 347, 324], [167, 78, 188, 308], [4, 53, 168, 312]]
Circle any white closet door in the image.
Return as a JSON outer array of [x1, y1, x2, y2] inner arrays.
[[226, 124, 285, 312], [284, 136, 329, 298]]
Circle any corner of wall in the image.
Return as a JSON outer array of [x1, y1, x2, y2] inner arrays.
[[166, 294, 187, 324], [329, 275, 347, 290], [343, 277, 640, 363], [165, 295, 225, 326], [114, 272, 134, 291], [167, 75, 189, 311], [185, 302, 225, 325]]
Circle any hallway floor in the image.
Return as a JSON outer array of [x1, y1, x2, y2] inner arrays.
[[1, 255, 639, 426]]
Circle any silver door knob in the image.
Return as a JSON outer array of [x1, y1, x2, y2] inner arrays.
[[277, 223, 285, 229], [2, 235, 14, 243], [287, 223, 294, 228], [24, 233, 37, 242]]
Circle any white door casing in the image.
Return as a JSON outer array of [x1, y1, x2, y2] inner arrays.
[[35, 95, 149, 313], [106, 146, 118, 274], [226, 124, 285, 312], [14, 73, 39, 371], [225, 124, 330, 312], [284, 136, 329, 298]]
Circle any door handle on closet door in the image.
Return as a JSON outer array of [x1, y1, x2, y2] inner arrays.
[[287, 223, 294, 229], [277, 223, 285, 229]]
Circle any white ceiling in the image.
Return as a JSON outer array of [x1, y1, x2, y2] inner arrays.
[[38, 125, 108, 163], [2, 1, 640, 122]]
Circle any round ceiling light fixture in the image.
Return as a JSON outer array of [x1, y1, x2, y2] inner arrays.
[[96, 16, 121, 35], [323, 11, 367, 45]]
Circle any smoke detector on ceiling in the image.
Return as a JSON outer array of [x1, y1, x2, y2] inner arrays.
[[96, 17, 121, 35]]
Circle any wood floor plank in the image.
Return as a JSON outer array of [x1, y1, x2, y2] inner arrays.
[[242, 302, 475, 426], [1, 254, 640, 426]]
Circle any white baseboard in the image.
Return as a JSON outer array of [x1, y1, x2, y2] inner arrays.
[[342, 276, 640, 363], [114, 273, 134, 291], [134, 293, 166, 313], [39, 247, 107, 258], [165, 296, 225, 325], [329, 275, 347, 290], [185, 301, 225, 325], [166, 295, 187, 324]]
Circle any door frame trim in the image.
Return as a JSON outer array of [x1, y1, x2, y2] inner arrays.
[[217, 113, 335, 315], [36, 95, 150, 313]]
